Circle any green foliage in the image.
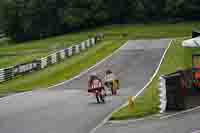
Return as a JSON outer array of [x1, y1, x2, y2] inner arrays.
[[1, 0, 200, 41]]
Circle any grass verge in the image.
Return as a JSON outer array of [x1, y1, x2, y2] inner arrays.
[[0, 21, 199, 68], [0, 39, 125, 97], [0, 34, 89, 68], [111, 38, 193, 120], [0, 21, 200, 97]]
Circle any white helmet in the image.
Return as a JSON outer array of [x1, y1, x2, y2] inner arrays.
[[90, 72, 97, 77]]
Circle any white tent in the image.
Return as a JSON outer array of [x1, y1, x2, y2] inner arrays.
[[182, 37, 200, 48]]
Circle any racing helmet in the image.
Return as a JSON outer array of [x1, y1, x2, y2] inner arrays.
[[90, 72, 97, 77]]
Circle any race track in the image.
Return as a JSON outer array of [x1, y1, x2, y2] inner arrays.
[[0, 39, 170, 133], [95, 107, 200, 133]]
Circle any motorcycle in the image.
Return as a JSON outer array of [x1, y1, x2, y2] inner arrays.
[[104, 79, 119, 95], [88, 79, 106, 103]]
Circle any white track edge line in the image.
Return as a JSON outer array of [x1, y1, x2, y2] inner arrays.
[[89, 39, 173, 133], [191, 130, 200, 133], [108, 114, 158, 124], [160, 106, 200, 119]]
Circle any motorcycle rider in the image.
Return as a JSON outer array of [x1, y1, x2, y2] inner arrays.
[[104, 70, 119, 95], [88, 73, 105, 103]]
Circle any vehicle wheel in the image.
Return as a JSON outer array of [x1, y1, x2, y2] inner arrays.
[[96, 94, 100, 103], [100, 94, 105, 103]]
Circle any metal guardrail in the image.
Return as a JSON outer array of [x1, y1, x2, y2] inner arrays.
[[0, 35, 103, 83], [13, 61, 40, 75]]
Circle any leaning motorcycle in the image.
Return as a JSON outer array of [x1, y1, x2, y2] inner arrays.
[[104, 80, 119, 95], [88, 79, 106, 103]]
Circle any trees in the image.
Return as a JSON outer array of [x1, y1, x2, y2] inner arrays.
[[0, 0, 5, 31], [2, 0, 65, 41], [1, 0, 200, 42]]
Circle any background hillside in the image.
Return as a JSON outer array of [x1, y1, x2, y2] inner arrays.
[[0, 0, 199, 41]]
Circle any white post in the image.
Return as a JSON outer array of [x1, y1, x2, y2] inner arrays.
[[86, 39, 90, 48], [41, 57, 48, 69], [159, 76, 167, 113], [0, 69, 4, 83], [51, 53, 57, 64], [81, 42, 86, 51], [91, 38, 95, 46], [60, 50, 65, 59], [75, 45, 80, 54], [68, 47, 73, 56]]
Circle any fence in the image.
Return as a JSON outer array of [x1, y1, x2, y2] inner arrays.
[[0, 35, 103, 83]]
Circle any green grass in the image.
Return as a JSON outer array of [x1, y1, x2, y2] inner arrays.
[[0, 53, 49, 68], [0, 21, 200, 96], [111, 38, 195, 120], [95, 22, 199, 39], [0, 33, 90, 52], [0, 39, 125, 97], [0, 32, 94, 68], [0, 21, 199, 68]]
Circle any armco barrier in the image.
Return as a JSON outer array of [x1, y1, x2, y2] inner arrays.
[[86, 39, 91, 48], [68, 47, 73, 56], [51, 53, 57, 64], [81, 42, 86, 51], [75, 45, 80, 54], [4, 67, 14, 81], [0, 69, 5, 83], [0, 35, 103, 83], [93, 38, 95, 45], [56, 52, 61, 62], [60, 50, 66, 60], [64, 48, 69, 57], [13, 61, 39, 75], [41, 57, 48, 69], [47, 56, 52, 66], [192, 30, 200, 38]]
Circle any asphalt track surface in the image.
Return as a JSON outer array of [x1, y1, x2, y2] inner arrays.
[[0, 39, 170, 133], [95, 107, 200, 133]]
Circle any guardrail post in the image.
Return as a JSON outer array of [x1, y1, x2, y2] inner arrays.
[[4, 67, 14, 81], [64, 48, 69, 57], [41, 57, 48, 69], [56, 52, 61, 62], [81, 41, 86, 51], [0, 69, 5, 83], [60, 49, 65, 60], [92, 37, 96, 46], [68, 47, 73, 57], [86, 39, 91, 48], [51, 53, 57, 64], [47, 56, 52, 66], [35, 60, 42, 70], [75, 45, 80, 54], [159, 76, 167, 113]]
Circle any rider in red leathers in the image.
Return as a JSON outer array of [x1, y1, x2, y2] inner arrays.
[[88, 73, 105, 103]]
